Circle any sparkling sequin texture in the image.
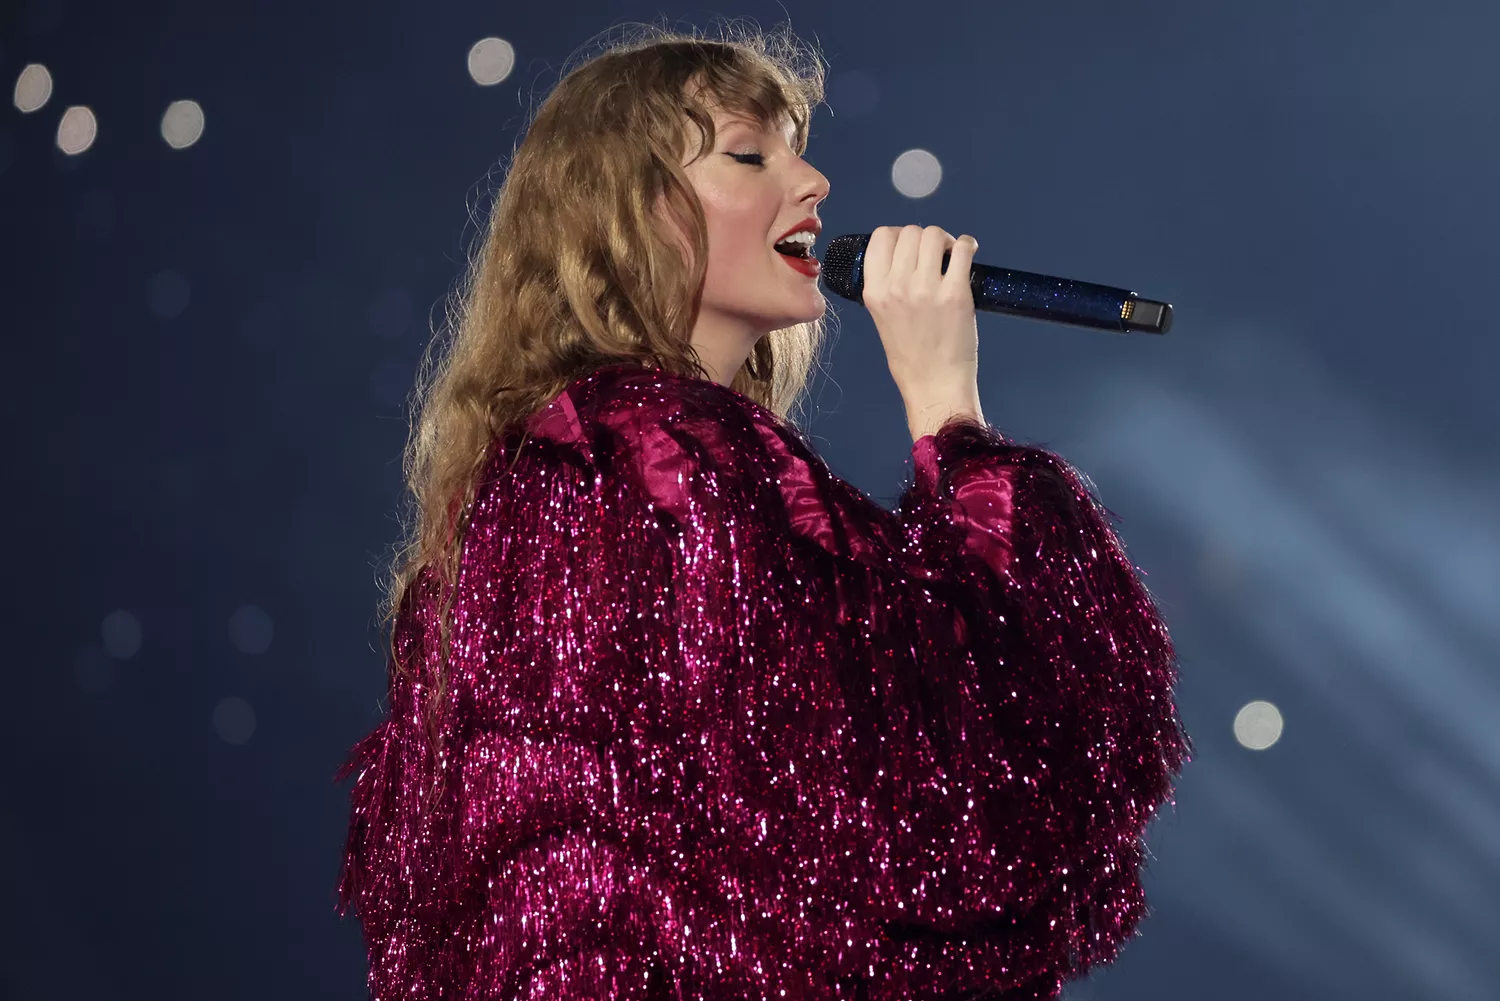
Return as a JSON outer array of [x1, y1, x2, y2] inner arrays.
[[336, 362, 1192, 1000]]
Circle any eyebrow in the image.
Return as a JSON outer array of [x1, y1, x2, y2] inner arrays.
[[720, 117, 797, 147]]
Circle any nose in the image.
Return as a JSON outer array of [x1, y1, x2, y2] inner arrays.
[[794, 159, 830, 209]]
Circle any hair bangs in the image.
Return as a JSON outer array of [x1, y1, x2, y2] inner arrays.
[[674, 43, 818, 161]]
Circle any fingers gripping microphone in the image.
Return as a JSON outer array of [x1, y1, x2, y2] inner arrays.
[[819, 234, 1174, 335]]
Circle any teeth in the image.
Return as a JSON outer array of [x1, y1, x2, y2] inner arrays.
[[777, 231, 816, 247]]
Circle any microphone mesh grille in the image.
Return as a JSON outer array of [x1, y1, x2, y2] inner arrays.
[[818, 235, 866, 303]]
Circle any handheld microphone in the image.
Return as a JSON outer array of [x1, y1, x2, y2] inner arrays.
[[818, 233, 1173, 335]]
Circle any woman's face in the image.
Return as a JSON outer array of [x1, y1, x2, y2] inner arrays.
[[675, 106, 831, 386]]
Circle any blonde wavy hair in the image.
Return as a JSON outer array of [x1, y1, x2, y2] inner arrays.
[[377, 20, 831, 735]]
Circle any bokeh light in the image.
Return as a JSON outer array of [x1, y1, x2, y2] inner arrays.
[[212, 697, 257, 745], [1233, 700, 1285, 750], [229, 604, 275, 655], [14, 63, 53, 112], [101, 609, 143, 659], [148, 269, 191, 319], [891, 148, 942, 198], [56, 105, 97, 155], [160, 99, 206, 149], [468, 37, 516, 86]]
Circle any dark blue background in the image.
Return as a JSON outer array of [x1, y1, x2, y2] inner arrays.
[[4, 2, 1497, 998]]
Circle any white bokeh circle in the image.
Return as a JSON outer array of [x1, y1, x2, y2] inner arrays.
[[892, 148, 943, 199]]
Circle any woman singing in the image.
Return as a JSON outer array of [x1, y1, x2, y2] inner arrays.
[[336, 23, 1190, 1001]]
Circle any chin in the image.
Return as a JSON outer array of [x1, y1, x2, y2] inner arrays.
[[765, 312, 823, 334], [788, 293, 828, 326], [744, 292, 826, 336]]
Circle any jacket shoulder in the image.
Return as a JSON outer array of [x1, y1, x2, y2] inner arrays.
[[526, 363, 780, 450]]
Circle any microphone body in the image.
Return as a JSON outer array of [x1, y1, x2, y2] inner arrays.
[[819, 233, 1173, 335]]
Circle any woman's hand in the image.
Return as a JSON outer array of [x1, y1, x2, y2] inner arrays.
[[860, 225, 984, 439]]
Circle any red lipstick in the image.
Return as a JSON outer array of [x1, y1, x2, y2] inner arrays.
[[779, 252, 820, 278]]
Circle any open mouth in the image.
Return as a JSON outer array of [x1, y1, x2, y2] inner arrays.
[[773, 234, 817, 260]]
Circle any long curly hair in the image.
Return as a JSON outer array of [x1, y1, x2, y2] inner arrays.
[[378, 20, 831, 739]]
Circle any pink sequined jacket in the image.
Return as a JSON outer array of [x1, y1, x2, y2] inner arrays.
[[337, 362, 1190, 1001]]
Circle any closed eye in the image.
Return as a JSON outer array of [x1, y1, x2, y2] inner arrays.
[[727, 152, 765, 166]]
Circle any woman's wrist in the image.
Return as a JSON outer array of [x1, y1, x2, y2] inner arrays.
[[903, 385, 984, 443]]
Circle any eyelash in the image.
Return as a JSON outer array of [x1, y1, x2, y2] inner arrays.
[[728, 152, 765, 166]]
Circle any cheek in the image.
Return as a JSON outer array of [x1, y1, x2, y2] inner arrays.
[[699, 189, 771, 270]]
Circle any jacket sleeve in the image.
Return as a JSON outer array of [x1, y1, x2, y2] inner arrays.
[[591, 382, 1190, 1000], [877, 417, 1193, 997]]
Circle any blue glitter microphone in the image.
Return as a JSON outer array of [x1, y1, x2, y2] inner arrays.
[[819, 233, 1173, 335]]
